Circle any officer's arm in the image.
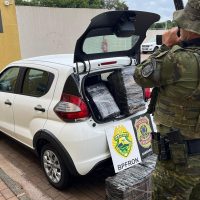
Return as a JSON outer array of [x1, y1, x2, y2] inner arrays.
[[134, 45, 171, 88]]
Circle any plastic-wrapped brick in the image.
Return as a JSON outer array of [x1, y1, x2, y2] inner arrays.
[[105, 154, 157, 200], [108, 66, 145, 115], [86, 82, 120, 120]]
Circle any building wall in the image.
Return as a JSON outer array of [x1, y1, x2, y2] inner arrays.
[[0, 5, 164, 67], [0, 2, 21, 69], [16, 6, 107, 59], [143, 30, 165, 43]]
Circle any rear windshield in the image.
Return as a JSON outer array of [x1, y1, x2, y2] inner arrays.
[[83, 35, 139, 54]]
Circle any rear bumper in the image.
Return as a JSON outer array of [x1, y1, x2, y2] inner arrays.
[[56, 120, 111, 175], [44, 109, 148, 176]]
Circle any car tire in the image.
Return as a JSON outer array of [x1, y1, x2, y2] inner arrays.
[[41, 144, 71, 190]]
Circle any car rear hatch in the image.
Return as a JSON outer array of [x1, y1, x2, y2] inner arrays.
[[74, 10, 160, 70], [55, 11, 160, 123], [74, 11, 159, 123]]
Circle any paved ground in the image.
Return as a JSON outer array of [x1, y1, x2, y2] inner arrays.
[[0, 167, 30, 200], [0, 179, 19, 200], [0, 133, 115, 200]]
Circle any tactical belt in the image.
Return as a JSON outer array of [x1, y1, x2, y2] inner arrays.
[[151, 130, 200, 164], [186, 139, 200, 155]]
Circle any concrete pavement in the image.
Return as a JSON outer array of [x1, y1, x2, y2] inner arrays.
[[0, 178, 19, 200], [0, 168, 30, 200], [0, 133, 114, 200]]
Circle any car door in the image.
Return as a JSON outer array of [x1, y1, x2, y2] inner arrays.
[[13, 64, 58, 147], [0, 67, 20, 136]]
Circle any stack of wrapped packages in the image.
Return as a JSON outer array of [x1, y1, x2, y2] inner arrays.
[[86, 66, 145, 121], [86, 83, 121, 120], [108, 66, 145, 115]]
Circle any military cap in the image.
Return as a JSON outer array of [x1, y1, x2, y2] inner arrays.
[[173, 0, 200, 35]]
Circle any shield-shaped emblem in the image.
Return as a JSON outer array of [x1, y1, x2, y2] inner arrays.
[[112, 125, 133, 157], [134, 116, 152, 148]]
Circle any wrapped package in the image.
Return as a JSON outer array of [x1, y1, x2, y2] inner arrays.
[[86, 83, 120, 120], [105, 154, 157, 200], [108, 66, 145, 115]]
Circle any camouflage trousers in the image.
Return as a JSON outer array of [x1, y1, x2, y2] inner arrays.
[[152, 125, 200, 200]]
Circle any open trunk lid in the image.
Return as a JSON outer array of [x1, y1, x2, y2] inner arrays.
[[74, 10, 160, 64]]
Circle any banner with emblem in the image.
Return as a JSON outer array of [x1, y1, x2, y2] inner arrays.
[[132, 114, 154, 159], [106, 120, 141, 173]]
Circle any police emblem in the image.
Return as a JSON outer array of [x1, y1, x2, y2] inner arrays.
[[112, 125, 133, 158], [142, 63, 154, 77], [134, 116, 152, 148]]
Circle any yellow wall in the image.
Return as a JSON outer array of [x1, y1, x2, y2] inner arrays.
[[0, 0, 21, 70]]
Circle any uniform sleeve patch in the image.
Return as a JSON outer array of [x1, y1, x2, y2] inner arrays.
[[142, 63, 154, 78]]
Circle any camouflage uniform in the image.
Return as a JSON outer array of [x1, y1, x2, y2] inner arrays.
[[134, 0, 200, 199]]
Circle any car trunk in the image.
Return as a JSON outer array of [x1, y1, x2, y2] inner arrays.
[[70, 10, 160, 123], [81, 65, 146, 123]]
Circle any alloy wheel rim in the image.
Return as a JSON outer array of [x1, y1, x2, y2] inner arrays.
[[43, 150, 61, 183]]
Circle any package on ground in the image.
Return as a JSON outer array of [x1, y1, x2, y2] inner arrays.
[[106, 154, 157, 200], [108, 67, 145, 115]]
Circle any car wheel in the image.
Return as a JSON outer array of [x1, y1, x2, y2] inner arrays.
[[41, 144, 70, 189]]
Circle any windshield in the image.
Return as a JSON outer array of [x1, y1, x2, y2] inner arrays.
[[83, 35, 140, 54], [144, 37, 156, 43]]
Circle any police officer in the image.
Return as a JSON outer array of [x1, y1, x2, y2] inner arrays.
[[134, 0, 200, 199]]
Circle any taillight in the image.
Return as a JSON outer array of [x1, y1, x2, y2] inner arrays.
[[54, 94, 90, 121], [144, 88, 151, 101]]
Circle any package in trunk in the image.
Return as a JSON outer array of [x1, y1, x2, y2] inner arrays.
[[86, 82, 120, 120], [108, 67, 145, 115]]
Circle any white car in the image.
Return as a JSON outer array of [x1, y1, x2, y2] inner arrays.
[[141, 41, 161, 54], [0, 11, 159, 189]]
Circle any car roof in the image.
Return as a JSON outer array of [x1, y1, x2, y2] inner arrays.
[[21, 54, 74, 67], [11, 54, 75, 69], [9, 54, 133, 74]]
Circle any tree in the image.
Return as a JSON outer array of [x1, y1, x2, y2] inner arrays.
[[89, 0, 104, 8], [16, 0, 92, 8], [15, 0, 128, 10], [103, 0, 128, 10], [150, 20, 177, 30]]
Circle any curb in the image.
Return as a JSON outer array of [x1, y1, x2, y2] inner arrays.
[[0, 168, 31, 200]]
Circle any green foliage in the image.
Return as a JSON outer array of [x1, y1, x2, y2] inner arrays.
[[104, 0, 128, 10], [150, 20, 177, 30], [15, 0, 128, 10]]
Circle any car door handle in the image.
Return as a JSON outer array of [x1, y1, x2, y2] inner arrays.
[[34, 105, 45, 112], [4, 100, 12, 106]]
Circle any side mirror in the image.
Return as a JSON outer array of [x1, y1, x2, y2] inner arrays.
[[156, 35, 162, 45]]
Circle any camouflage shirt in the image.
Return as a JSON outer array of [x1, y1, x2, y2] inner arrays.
[[134, 39, 200, 139]]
